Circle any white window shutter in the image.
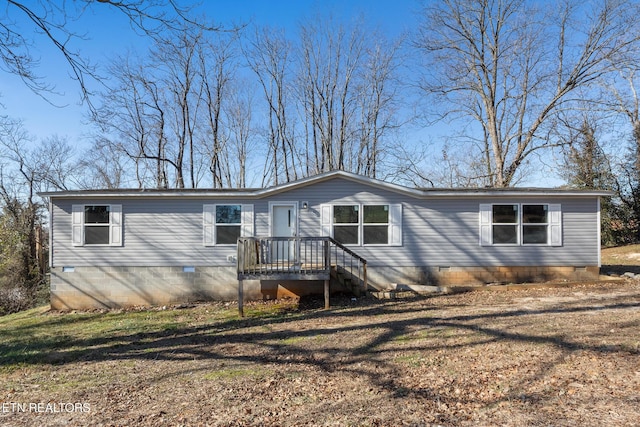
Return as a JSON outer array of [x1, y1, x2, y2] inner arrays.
[[389, 204, 403, 246], [241, 204, 254, 237], [109, 204, 123, 246], [72, 204, 84, 246], [320, 204, 332, 237], [203, 204, 215, 246], [479, 204, 492, 246], [548, 204, 562, 246]]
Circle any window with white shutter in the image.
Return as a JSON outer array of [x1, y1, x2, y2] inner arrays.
[[320, 203, 402, 246], [479, 203, 562, 246], [72, 204, 123, 246], [204, 204, 254, 246]]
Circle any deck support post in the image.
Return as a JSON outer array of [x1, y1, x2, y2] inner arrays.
[[362, 263, 367, 295], [324, 240, 330, 309], [238, 279, 244, 317], [324, 279, 330, 310]]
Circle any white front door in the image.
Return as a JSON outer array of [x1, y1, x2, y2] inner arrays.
[[271, 203, 297, 262]]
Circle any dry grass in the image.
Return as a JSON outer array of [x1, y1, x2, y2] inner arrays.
[[602, 244, 640, 266], [1, 277, 639, 426]]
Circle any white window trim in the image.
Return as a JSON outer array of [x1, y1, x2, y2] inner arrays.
[[332, 204, 360, 245], [72, 204, 123, 247], [491, 204, 520, 246], [320, 203, 402, 247], [479, 203, 562, 247], [203, 204, 254, 247]]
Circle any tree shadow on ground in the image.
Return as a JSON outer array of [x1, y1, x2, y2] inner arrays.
[[602, 264, 640, 275], [1, 288, 639, 423], [2, 291, 637, 365]]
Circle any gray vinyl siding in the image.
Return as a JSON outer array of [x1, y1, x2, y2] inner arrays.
[[52, 198, 253, 267], [290, 179, 599, 267], [50, 177, 601, 268]]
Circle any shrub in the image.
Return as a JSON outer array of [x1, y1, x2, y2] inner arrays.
[[0, 286, 32, 316]]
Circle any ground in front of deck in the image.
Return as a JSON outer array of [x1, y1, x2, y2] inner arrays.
[[2, 278, 638, 426]]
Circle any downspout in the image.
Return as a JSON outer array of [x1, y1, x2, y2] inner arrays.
[[597, 197, 601, 268], [48, 198, 53, 270]]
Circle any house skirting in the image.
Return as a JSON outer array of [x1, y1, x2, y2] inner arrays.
[[366, 265, 601, 289], [49, 264, 600, 310], [49, 266, 342, 310]]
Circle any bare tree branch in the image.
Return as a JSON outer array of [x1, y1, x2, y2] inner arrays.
[[415, 0, 640, 187], [1, 1, 220, 111]]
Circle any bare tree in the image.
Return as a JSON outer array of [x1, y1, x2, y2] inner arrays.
[[295, 14, 407, 180], [0, 120, 76, 307], [354, 34, 404, 178], [152, 27, 206, 189], [76, 137, 128, 189], [92, 27, 246, 189], [608, 66, 640, 180], [92, 54, 170, 188], [0, 1, 216, 109], [244, 26, 298, 185], [415, 0, 640, 187], [223, 80, 256, 188], [556, 112, 620, 244], [298, 16, 365, 174], [601, 64, 640, 242], [199, 32, 239, 188], [37, 135, 81, 191]]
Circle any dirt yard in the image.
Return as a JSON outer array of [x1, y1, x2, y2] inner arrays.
[[1, 274, 639, 426]]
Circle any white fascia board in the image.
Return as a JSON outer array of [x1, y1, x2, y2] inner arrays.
[[38, 190, 261, 199], [254, 170, 426, 199], [38, 171, 614, 199], [419, 189, 614, 198]]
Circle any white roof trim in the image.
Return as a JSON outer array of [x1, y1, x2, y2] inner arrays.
[[39, 170, 613, 199], [254, 170, 426, 198]]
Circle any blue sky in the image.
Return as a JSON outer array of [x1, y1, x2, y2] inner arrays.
[[1, 0, 420, 146], [1, 0, 572, 188]]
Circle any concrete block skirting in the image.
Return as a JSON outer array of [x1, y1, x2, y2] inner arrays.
[[366, 265, 600, 289], [50, 264, 601, 310], [50, 266, 241, 310], [50, 266, 341, 310]]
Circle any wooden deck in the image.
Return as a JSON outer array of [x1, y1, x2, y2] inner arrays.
[[236, 237, 367, 316]]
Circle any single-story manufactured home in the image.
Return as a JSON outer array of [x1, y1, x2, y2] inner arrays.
[[41, 171, 610, 310]]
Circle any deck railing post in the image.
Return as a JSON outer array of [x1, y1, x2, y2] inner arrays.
[[237, 238, 244, 274], [324, 239, 330, 309], [323, 239, 330, 274], [237, 238, 245, 317]]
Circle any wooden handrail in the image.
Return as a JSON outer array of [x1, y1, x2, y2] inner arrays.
[[327, 237, 367, 265]]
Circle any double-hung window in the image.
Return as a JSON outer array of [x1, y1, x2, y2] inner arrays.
[[72, 204, 123, 246], [203, 204, 254, 246], [84, 206, 111, 244], [522, 204, 549, 244], [480, 203, 561, 246], [363, 205, 390, 245], [215, 205, 242, 244], [332, 205, 359, 245], [321, 203, 402, 246], [491, 204, 519, 244]]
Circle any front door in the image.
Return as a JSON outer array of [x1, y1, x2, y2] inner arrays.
[[271, 203, 297, 262]]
